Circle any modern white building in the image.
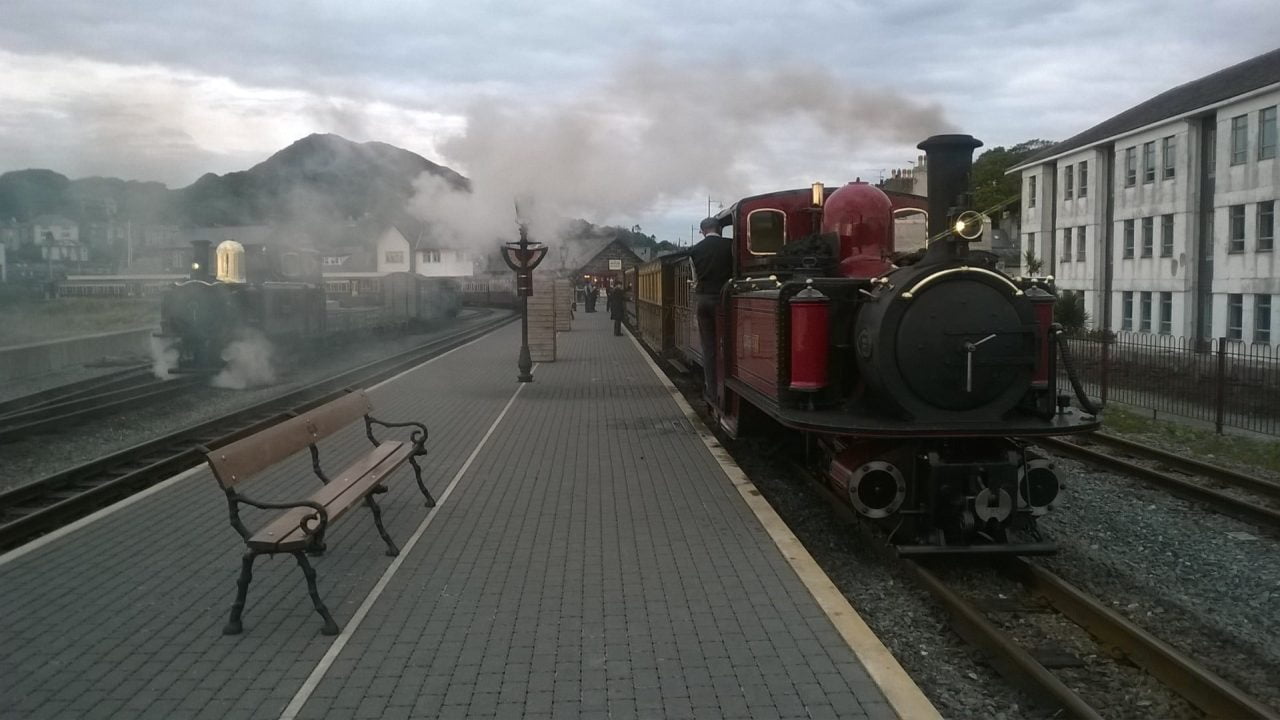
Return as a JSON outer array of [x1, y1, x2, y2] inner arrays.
[[1011, 48, 1279, 344]]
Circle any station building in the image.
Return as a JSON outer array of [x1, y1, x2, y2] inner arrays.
[[1010, 47, 1280, 343]]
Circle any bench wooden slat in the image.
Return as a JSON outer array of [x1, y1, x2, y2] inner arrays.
[[207, 392, 374, 488], [247, 441, 410, 552]]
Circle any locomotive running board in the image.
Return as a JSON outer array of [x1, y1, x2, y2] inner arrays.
[[896, 543, 1057, 557]]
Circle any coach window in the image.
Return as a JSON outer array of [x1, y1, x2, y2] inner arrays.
[[747, 209, 786, 255]]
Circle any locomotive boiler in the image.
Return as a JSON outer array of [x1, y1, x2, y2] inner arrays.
[[673, 134, 1101, 554]]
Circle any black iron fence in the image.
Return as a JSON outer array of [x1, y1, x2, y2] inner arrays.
[[1058, 332, 1280, 436]]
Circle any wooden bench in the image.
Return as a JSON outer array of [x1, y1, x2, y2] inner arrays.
[[203, 390, 435, 636]]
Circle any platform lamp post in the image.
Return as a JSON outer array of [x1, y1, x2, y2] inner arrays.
[[500, 208, 548, 382]]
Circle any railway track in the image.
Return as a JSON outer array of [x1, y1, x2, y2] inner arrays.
[[908, 558, 1279, 719], [0, 310, 514, 551], [1036, 434, 1280, 530], [0, 363, 153, 417], [0, 373, 208, 443]]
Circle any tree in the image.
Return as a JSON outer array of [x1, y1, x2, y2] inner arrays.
[[1055, 290, 1091, 331], [1023, 248, 1043, 275], [971, 139, 1055, 220]]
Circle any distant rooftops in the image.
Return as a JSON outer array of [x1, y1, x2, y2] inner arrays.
[[1011, 46, 1280, 171]]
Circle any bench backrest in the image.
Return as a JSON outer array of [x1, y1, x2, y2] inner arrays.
[[205, 391, 374, 489]]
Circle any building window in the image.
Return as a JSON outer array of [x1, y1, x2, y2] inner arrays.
[[1063, 166, 1073, 200], [1227, 294, 1244, 340], [1062, 228, 1072, 263], [1256, 295, 1272, 345], [1122, 292, 1133, 331], [1260, 106, 1277, 161], [421, 249, 441, 263], [1260, 201, 1275, 252], [1160, 292, 1173, 335], [1160, 214, 1174, 257], [1161, 136, 1176, 178], [1141, 217, 1154, 257], [1229, 205, 1246, 252], [1028, 176, 1037, 209], [1027, 232, 1035, 268], [1231, 115, 1248, 165], [1078, 161, 1088, 197], [1123, 219, 1135, 258], [1140, 292, 1152, 332], [1142, 141, 1156, 183], [384, 250, 404, 264], [1125, 147, 1137, 186], [1077, 226, 1086, 262]]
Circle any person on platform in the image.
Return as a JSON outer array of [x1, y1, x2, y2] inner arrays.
[[681, 217, 734, 404], [607, 281, 626, 336], [586, 284, 598, 313]]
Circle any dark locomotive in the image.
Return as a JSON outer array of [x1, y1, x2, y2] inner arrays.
[[635, 134, 1101, 554], [158, 239, 461, 374]]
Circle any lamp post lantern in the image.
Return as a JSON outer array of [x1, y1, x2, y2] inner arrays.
[[499, 215, 548, 382]]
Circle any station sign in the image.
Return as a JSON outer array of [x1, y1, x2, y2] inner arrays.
[[608, 259, 623, 270]]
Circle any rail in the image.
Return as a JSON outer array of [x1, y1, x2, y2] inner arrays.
[[0, 310, 515, 550]]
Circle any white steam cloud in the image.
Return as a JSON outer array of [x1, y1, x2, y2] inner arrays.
[[409, 57, 952, 249], [149, 336, 179, 380], [211, 329, 277, 390]]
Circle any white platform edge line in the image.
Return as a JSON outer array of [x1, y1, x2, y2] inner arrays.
[[625, 333, 941, 720], [279, 370, 531, 720], [0, 329, 496, 569]]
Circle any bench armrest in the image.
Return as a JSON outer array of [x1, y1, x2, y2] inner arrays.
[[228, 491, 330, 539], [364, 416, 429, 456]]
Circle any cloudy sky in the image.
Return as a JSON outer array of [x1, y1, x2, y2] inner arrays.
[[2, 0, 1277, 244]]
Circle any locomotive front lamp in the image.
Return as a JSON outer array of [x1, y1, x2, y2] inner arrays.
[[953, 210, 984, 240], [811, 182, 825, 207]]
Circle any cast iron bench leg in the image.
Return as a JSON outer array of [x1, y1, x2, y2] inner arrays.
[[293, 552, 341, 636], [365, 492, 399, 556], [410, 456, 436, 507], [223, 550, 259, 635]]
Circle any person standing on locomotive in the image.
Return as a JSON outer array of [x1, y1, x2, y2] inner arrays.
[[689, 217, 733, 403]]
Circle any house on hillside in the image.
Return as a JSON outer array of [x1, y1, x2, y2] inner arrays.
[[26, 214, 88, 262], [374, 224, 473, 277]]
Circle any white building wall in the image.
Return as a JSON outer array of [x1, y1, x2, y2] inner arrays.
[[1209, 87, 1280, 342], [376, 228, 411, 274], [415, 249, 473, 277]]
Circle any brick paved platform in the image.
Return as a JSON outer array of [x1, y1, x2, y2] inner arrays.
[[0, 312, 930, 719]]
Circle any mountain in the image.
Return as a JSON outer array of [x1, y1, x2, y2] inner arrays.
[[0, 134, 468, 235], [179, 133, 468, 227]]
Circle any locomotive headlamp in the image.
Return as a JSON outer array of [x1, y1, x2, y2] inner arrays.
[[811, 182, 825, 207], [952, 210, 984, 240], [191, 262, 200, 271]]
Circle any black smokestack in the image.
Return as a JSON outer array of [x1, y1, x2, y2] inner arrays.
[[917, 134, 983, 240], [191, 240, 212, 280]]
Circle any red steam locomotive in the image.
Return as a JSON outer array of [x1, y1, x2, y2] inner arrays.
[[637, 134, 1100, 554]]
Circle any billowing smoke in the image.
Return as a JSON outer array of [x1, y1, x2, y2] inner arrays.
[[149, 335, 179, 380], [409, 57, 952, 248], [211, 329, 277, 389]]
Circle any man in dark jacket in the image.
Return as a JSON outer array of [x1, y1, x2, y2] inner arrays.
[[607, 282, 626, 336], [686, 217, 733, 403]]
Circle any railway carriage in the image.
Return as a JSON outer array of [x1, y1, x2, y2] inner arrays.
[[633, 134, 1102, 554]]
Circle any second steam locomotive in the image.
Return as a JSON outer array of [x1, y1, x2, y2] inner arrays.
[[634, 134, 1101, 554]]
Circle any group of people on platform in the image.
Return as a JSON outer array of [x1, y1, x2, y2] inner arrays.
[[576, 216, 732, 397]]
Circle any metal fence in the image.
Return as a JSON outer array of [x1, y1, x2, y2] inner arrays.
[[1058, 331, 1280, 436]]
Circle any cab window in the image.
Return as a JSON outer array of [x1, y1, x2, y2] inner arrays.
[[747, 209, 786, 255]]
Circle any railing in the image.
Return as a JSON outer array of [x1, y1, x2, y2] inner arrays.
[[1058, 331, 1280, 436]]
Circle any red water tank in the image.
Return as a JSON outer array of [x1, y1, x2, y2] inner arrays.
[[821, 182, 894, 278], [789, 284, 830, 392], [1027, 286, 1054, 389]]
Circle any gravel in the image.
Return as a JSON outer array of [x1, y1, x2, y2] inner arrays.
[[1035, 452, 1280, 712], [0, 311, 507, 492]]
